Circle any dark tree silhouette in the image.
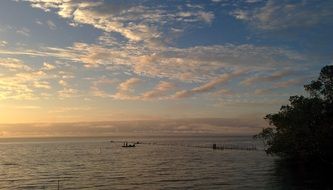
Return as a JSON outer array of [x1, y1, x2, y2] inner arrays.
[[255, 65, 333, 164]]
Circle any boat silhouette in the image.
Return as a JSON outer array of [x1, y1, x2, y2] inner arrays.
[[122, 142, 136, 148]]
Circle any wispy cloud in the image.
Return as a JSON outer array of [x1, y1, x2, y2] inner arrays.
[[0, 0, 329, 129], [0, 58, 31, 71], [272, 78, 307, 88], [48, 106, 91, 114], [112, 78, 141, 100], [41, 62, 56, 71], [16, 27, 30, 37], [173, 69, 246, 99], [0, 40, 8, 47], [0, 70, 49, 100], [13, 105, 41, 110], [0, 118, 265, 137], [231, 0, 333, 30], [254, 88, 274, 95], [1, 43, 305, 84], [253, 77, 308, 95], [0, 58, 65, 100], [46, 20, 57, 30], [58, 87, 79, 98], [118, 78, 141, 92], [241, 70, 293, 86], [23, 0, 214, 47], [142, 81, 175, 100]]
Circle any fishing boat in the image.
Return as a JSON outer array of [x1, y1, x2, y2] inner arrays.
[[122, 142, 136, 148]]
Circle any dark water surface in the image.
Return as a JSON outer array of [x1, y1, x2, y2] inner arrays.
[[0, 136, 331, 189]]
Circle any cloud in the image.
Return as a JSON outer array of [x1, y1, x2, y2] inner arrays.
[[253, 77, 308, 95], [43, 42, 131, 67], [13, 105, 41, 110], [212, 89, 233, 96], [198, 11, 214, 23], [232, 10, 250, 20], [254, 88, 274, 95], [0, 70, 50, 100], [23, 0, 215, 46], [33, 80, 51, 89], [131, 44, 304, 82], [0, 0, 324, 119], [58, 79, 68, 87], [0, 42, 307, 85], [16, 27, 30, 37], [0, 58, 67, 100], [112, 78, 141, 100], [0, 118, 265, 137], [272, 78, 307, 88], [142, 81, 175, 100], [192, 70, 243, 92], [173, 69, 246, 99], [41, 62, 56, 71], [118, 77, 141, 92], [0, 40, 8, 47], [58, 87, 78, 98], [0, 58, 31, 71], [245, 0, 262, 3], [48, 106, 91, 114], [231, 0, 333, 30], [35, 20, 43, 25], [46, 20, 57, 30], [89, 76, 116, 98], [91, 78, 175, 100], [177, 10, 214, 24], [241, 69, 293, 85]]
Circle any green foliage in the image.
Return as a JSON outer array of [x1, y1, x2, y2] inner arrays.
[[256, 66, 333, 163]]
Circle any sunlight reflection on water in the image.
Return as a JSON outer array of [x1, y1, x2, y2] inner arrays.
[[0, 136, 330, 189]]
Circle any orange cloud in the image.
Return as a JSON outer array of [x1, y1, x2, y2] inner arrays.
[[173, 69, 246, 98], [142, 81, 175, 100], [112, 78, 141, 100]]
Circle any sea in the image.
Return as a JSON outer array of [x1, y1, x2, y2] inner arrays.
[[0, 136, 331, 189]]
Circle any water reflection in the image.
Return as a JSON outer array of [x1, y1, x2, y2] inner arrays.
[[273, 159, 333, 190], [0, 136, 332, 189]]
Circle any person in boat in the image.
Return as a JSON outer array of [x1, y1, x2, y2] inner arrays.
[[122, 142, 136, 147]]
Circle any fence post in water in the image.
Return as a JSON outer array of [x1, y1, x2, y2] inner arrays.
[[58, 180, 60, 190], [213, 144, 217, 149]]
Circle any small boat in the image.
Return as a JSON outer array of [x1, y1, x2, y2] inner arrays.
[[122, 142, 136, 148]]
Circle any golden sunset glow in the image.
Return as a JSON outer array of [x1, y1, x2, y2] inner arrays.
[[0, 0, 332, 137]]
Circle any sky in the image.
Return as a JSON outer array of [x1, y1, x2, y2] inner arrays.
[[0, 0, 332, 137]]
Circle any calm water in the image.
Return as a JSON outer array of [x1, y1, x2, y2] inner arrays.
[[0, 136, 331, 189]]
